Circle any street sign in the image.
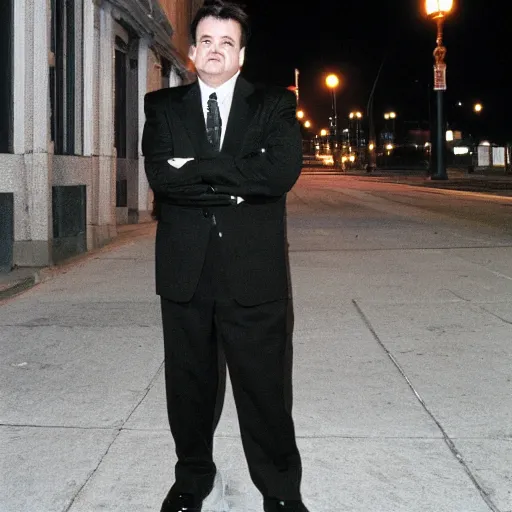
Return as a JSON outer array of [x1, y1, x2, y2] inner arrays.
[[433, 63, 447, 90]]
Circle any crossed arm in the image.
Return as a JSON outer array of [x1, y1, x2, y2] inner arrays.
[[141, 90, 303, 203]]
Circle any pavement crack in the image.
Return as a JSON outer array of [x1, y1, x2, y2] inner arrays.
[[445, 288, 470, 301], [63, 362, 165, 512], [63, 429, 122, 512], [478, 305, 512, 326], [123, 361, 165, 426], [352, 299, 502, 512]]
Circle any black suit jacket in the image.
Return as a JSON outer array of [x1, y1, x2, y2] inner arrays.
[[141, 75, 302, 306]]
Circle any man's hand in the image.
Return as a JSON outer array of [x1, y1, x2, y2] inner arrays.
[[168, 158, 194, 169]]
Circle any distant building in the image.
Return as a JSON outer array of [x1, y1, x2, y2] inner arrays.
[[0, 0, 200, 271], [406, 129, 431, 146]]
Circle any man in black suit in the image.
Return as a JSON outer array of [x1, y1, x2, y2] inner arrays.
[[142, 2, 308, 511]]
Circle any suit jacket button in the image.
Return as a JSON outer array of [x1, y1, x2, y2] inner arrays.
[[203, 209, 210, 218]]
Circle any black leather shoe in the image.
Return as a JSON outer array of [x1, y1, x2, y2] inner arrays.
[[263, 498, 310, 512], [160, 491, 202, 512]]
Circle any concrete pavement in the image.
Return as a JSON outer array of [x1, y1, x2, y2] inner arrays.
[[1, 167, 511, 301], [1, 174, 512, 512]]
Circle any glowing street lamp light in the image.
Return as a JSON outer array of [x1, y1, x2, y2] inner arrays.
[[325, 74, 340, 138], [474, 103, 483, 113], [304, 120, 312, 129], [325, 74, 339, 89], [296, 110, 305, 120], [425, 0, 454, 180], [320, 129, 328, 137], [425, 0, 453, 18]]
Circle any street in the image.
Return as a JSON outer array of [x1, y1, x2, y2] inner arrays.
[[1, 174, 512, 512]]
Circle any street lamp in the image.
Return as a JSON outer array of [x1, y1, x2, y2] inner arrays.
[[296, 109, 305, 120], [425, 0, 454, 180], [473, 103, 483, 113], [384, 111, 397, 142], [349, 111, 363, 152], [325, 74, 340, 139]]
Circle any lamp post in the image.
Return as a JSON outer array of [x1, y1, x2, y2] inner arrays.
[[325, 74, 340, 140], [425, 0, 453, 180], [366, 56, 387, 173], [296, 110, 311, 152], [384, 111, 397, 142], [349, 111, 363, 152]]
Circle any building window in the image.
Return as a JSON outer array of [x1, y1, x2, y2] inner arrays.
[[0, 0, 13, 153], [50, 0, 75, 155], [114, 41, 127, 159], [114, 34, 139, 160]]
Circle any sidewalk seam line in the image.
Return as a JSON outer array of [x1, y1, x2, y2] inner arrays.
[[63, 361, 165, 512], [352, 298, 501, 512]]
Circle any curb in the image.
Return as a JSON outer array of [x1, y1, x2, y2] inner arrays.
[[0, 274, 39, 301], [0, 222, 156, 303]]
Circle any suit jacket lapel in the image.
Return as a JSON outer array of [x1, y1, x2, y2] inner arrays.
[[221, 76, 257, 156], [169, 76, 258, 157], [170, 81, 213, 156]]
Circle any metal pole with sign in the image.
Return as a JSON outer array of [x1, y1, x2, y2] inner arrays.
[[431, 14, 448, 180]]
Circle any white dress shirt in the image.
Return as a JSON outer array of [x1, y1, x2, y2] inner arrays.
[[196, 72, 244, 204], [167, 73, 245, 204], [198, 71, 240, 150]]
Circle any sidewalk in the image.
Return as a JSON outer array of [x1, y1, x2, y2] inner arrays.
[[0, 223, 156, 301], [1, 176, 512, 512], [1, 169, 511, 301]]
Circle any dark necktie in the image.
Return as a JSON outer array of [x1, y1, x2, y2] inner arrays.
[[206, 92, 222, 151]]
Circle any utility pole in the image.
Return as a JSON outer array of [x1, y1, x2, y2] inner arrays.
[[366, 55, 386, 172]]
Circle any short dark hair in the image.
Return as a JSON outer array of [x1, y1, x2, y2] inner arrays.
[[190, 0, 250, 48]]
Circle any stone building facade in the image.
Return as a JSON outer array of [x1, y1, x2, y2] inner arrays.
[[0, 0, 201, 271]]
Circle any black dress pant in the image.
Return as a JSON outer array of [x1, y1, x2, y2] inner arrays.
[[160, 221, 302, 500]]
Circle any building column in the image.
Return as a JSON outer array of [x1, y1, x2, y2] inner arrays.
[[137, 37, 152, 222], [13, 0, 52, 267], [12, 0, 25, 155], [91, 1, 117, 247], [83, 0, 94, 157], [82, 0, 96, 250]]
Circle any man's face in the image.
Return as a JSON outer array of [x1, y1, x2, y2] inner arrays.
[[189, 16, 245, 86]]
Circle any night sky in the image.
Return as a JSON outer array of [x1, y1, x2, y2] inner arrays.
[[237, 0, 512, 143]]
